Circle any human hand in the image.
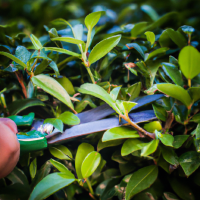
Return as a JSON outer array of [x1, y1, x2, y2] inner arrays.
[[0, 118, 20, 178]]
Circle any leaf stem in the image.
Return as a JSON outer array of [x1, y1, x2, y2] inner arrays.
[[15, 71, 27, 98], [86, 67, 95, 84], [188, 78, 191, 87], [120, 114, 155, 139], [86, 178, 94, 195]]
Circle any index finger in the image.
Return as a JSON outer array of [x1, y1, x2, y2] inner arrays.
[[0, 118, 18, 134]]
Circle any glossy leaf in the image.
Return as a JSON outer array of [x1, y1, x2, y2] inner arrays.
[[30, 158, 37, 179], [45, 47, 81, 57], [131, 22, 148, 38], [58, 111, 80, 125], [121, 139, 147, 156], [50, 159, 73, 175], [141, 139, 159, 157], [102, 127, 140, 142], [161, 146, 179, 167], [144, 121, 162, 133], [44, 118, 63, 132], [156, 83, 192, 108], [125, 165, 158, 200], [81, 151, 101, 178], [8, 99, 45, 115], [75, 143, 94, 179], [179, 151, 200, 176], [188, 87, 200, 102], [152, 104, 167, 121], [166, 28, 187, 48], [122, 101, 137, 113], [110, 87, 121, 101], [78, 83, 121, 113], [173, 135, 189, 149], [88, 35, 121, 65], [126, 82, 141, 101], [32, 75, 74, 111], [155, 131, 174, 147], [126, 43, 145, 58], [29, 172, 75, 200], [85, 11, 105, 30], [97, 139, 124, 151], [0, 51, 26, 68], [178, 46, 200, 80], [162, 62, 184, 86], [30, 34, 43, 50], [145, 31, 155, 45], [49, 145, 72, 160], [145, 47, 169, 61]]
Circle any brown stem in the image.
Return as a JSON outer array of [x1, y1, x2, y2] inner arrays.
[[120, 114, 155, 139], [15, 71, 27, 98], [163, 112, 174, 133]]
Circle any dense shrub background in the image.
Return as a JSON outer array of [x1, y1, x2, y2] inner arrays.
[[1, 0, 200, 200]]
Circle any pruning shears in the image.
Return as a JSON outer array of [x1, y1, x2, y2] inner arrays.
[[18, 94, 164, 152]]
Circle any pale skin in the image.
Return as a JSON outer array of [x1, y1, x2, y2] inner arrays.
[[0, 118, 20, 178]]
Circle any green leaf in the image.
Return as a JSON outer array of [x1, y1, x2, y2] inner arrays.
[[125, 165, 158, 200], [169, 177, 195, 200], [178, 46, 200, 80], [155, 131, 174, 147], [102, 127, 140, 142], [179, 151, 200, 176], [122, 101, 137, 113], [162, 62, 184, 86], [110, 87, 121, 101], [48, 28, 62, 48], [78, 83, 121, 114], [156, 83, 192, 108], [97, 139, 124, 152], [55, 76, 75, 95], [88, 35, 121, 65], [30, 158, 37, 179], [45, 47, 81, 57], [85, 11, 105, 30], [173, 135, 189, 149], [188, 87, 200, 102], [145, 47, 169, 61], [126, 43, 145, 59], [163, 192, 180, 200], [32, 75, 74, 111], [50, 159, 73, 175], [141, 5, 159, 21], [8, 99, 45, 115], [58, 111, 80, 125], [75, 143, 94, 179], [51, 37, 85, 50], [49, 61, 60, 77], [131, 22, 148, 38], [17, 130, 47, 140], [166, 28, 187, 48], [141, 139, 159, 157], [29, 172, 75, 200], [8, 112, 35, 126], [44, 118, 63, 132], [145, 31, 155, 45], [161, 146, 179, 166], [81, 151, 101, 178], [30, 34, 43, 50], [49, 145, 72, 160], [15, 46, 31, 64], [144, 121, 162, 133], [126, 82, 141, 101], [190, 113, 200, 123], [121, 139, 147, 156], [0, 51, 26, 68], [152, 104, 167, 121]]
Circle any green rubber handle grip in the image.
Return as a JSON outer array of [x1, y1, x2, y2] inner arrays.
[[19, 137, 48, 152]]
